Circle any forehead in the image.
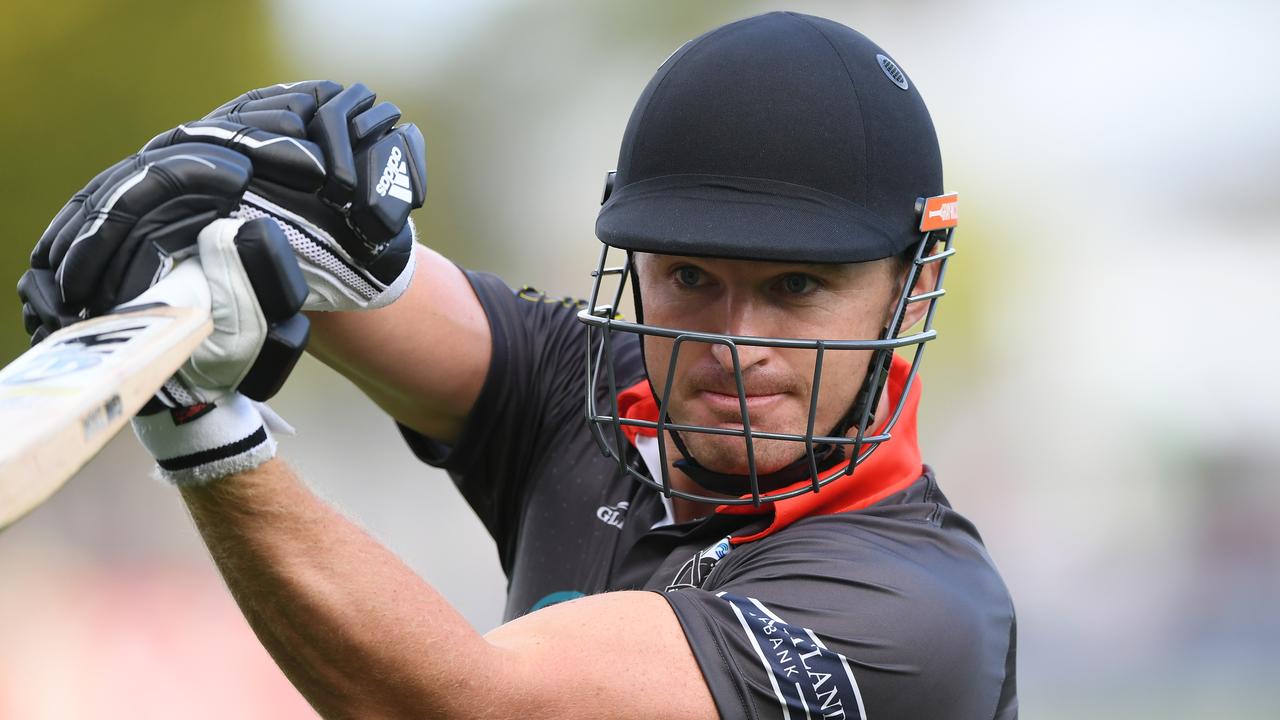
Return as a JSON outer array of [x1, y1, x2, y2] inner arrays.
[[633, 252, 888, 280]]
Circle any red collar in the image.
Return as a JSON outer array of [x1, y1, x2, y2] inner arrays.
[[616, 354, 924, 543]]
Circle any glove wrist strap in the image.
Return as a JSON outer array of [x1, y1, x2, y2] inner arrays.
[[132, 394, 278, 486]]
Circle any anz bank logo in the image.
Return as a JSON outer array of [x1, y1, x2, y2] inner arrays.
[[720, 592, 868, 720]]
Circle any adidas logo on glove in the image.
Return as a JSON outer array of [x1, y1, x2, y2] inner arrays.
[[376, 146, 414, 203]]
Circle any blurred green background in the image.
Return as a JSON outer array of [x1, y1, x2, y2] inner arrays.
[[2, 0, 1278, 718]]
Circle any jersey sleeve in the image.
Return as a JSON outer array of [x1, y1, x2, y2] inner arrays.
[[397, 269, 640, 564], [659, 519, 1018, 719]]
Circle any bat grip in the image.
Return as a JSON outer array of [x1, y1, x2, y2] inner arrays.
[[115, 258, 212, 316]]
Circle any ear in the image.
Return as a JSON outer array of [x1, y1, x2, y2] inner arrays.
[[898, 252, 942, 332]]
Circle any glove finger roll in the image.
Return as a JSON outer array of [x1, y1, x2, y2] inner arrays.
[[17, 268, 80, 337], [351, 101, 402, 145], [211, 94, 320, 131], [47, 145, 247, 270], [29, 325, 50, 346], [351, 124, 427, 255], [144, 119, 326, 191], [36, 155, 137, 269], [205, 80, 344, 119], [219, 109, 308, 138], [20, 302, 40, 336], [57, 146, 253, 309], [100, 195, 239, 315], [309, 82, 377, 202]]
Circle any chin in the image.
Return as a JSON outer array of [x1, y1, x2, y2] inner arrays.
[[679, 434, 808, 476]]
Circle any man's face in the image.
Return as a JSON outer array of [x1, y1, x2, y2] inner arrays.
[[635, 252, 915, 478]]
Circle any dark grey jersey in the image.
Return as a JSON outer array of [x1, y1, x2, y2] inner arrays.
[[399, 270, 1018, 719]]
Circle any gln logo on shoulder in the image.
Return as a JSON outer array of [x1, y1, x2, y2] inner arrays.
[[376, 145, 414, 203], [596, 500, 628, 529]]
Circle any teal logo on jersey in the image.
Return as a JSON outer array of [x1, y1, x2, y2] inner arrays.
[[529, 590, 585, 613]]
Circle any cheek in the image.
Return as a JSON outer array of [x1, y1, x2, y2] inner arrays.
[[810, 348, 875, 415], [641, 335, 671, 385], [640, 335, 689, 400], [642, 335, 709, 396]]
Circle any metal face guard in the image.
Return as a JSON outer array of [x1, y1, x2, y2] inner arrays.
[[579, 226, 955, 506]]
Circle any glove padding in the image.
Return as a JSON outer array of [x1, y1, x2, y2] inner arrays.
[[145, 80, 426, 311], [131, 217, 309, 484], [22, 144, 254, 330], [143, 217, 310, 407], [21, 80, 423, 354]]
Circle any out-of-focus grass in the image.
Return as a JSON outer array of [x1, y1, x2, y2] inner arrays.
[[0, 0, 285, 360]]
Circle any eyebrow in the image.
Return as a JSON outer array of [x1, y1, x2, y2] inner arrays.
[[773, 261, 862, 279], [640, 254, 878, 285]]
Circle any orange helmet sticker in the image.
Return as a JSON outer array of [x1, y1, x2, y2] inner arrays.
[[919, 193, 959, 232]]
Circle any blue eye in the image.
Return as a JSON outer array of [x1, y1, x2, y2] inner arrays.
[[675, 266, 703, 287], [779, 273, 818, 295]]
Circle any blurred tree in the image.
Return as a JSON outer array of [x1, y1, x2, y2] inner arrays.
[[386, 0, 994, 391], [0, 0, 284, 360], [371, 0, 766, 279]]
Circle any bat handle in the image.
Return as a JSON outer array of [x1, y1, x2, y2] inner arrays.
[[115, 258, 211, 316]]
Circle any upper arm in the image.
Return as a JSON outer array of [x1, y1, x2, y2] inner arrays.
[[481, 591, 719, 720], [306, 244, 490, 444]]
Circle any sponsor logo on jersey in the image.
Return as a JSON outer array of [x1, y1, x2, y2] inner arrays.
[[529, 590, 585, 613], [375, 145, 414, 203], [719, 592, 867, 720], [667, 536, 733, 591], [596, 500, 629, 529]]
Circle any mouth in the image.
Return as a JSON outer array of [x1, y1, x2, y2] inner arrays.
[[696, 389, 789, 418]]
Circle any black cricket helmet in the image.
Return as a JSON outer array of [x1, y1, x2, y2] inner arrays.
[[580, 12, 958, 505]]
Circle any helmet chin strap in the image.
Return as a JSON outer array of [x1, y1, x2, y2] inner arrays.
[[665, 424, 845, 495], [627, 251, 897, 498]]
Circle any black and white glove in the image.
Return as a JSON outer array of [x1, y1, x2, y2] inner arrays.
[[144, 80, 426, 312], [21, 80, 425, 333], [129, 217, 309, 484], [21, 144, 258, 335], [19, 143, 309, 406]]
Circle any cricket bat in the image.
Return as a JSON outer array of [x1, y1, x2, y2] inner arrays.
[[0, 261, 211, 529]]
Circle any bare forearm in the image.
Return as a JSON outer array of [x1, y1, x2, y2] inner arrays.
[[305, 245, 491, 444], [179, 458, 496, 719]]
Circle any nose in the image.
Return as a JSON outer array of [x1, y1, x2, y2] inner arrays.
[[708, 341, 770, 376], [706, 291, 771, 374]]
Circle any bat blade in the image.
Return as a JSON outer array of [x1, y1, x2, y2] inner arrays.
[[0, 304, 212, 529]]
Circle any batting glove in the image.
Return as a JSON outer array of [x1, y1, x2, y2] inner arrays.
[[129, 217, 309, 484], [144, 80, 427, 312], [23, 81, 425, 330], [22, 144, 257, 330], [19, 144, 308, 406]]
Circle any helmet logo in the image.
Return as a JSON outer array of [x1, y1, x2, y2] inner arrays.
[[876, 54, 909, 90], [919, 193, 959, 231]]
